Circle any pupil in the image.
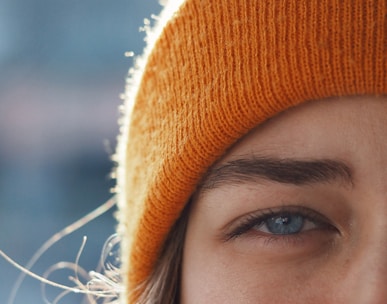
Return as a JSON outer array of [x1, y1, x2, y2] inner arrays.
[[266, 213, 304, 235]]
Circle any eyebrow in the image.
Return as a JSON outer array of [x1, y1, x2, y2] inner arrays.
[[199, 156, 353, 190]]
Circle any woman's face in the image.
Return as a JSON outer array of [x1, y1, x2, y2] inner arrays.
[[181, 96, 387, 304]]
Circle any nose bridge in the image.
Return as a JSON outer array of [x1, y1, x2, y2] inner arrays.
[[345, 229, 387, 304]]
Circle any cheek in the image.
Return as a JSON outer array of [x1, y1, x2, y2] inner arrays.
[[181, 239, 255, 303], [180, 226, 335, 304], [181, 229, 270, 303]]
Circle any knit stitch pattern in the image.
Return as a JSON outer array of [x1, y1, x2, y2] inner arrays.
[[116, 0, 387, 302]]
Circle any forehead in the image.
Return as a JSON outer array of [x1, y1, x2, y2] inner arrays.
[[219, 96, 387, 162]]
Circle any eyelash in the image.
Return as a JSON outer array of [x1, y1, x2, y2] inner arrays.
[[224, 206, 336, 242]]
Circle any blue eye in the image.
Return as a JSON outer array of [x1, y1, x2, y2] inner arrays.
[[225, 206, 330, 240], [258, 213, 304, 235]]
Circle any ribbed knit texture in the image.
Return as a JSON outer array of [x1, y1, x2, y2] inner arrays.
[[116, 0, 387, 302]]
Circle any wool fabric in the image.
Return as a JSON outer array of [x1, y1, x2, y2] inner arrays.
[[116, 0, 387, 302]]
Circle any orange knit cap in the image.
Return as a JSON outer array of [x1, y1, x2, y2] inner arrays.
[[116, 0, 386, 302]]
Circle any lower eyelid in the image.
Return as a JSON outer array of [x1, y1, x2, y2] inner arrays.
[[260, 233, 306, 247], [231, 228, 339, 258]]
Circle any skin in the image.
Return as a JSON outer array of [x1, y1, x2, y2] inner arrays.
[[181, 96, 387, 304]]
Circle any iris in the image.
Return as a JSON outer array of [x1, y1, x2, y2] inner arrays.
[[265, 214, 304, 235]]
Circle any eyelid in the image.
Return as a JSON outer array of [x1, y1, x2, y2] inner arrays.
[[221, 205, 337, 242]]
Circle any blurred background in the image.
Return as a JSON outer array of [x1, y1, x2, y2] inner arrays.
[[0, 0, 161, 302]]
